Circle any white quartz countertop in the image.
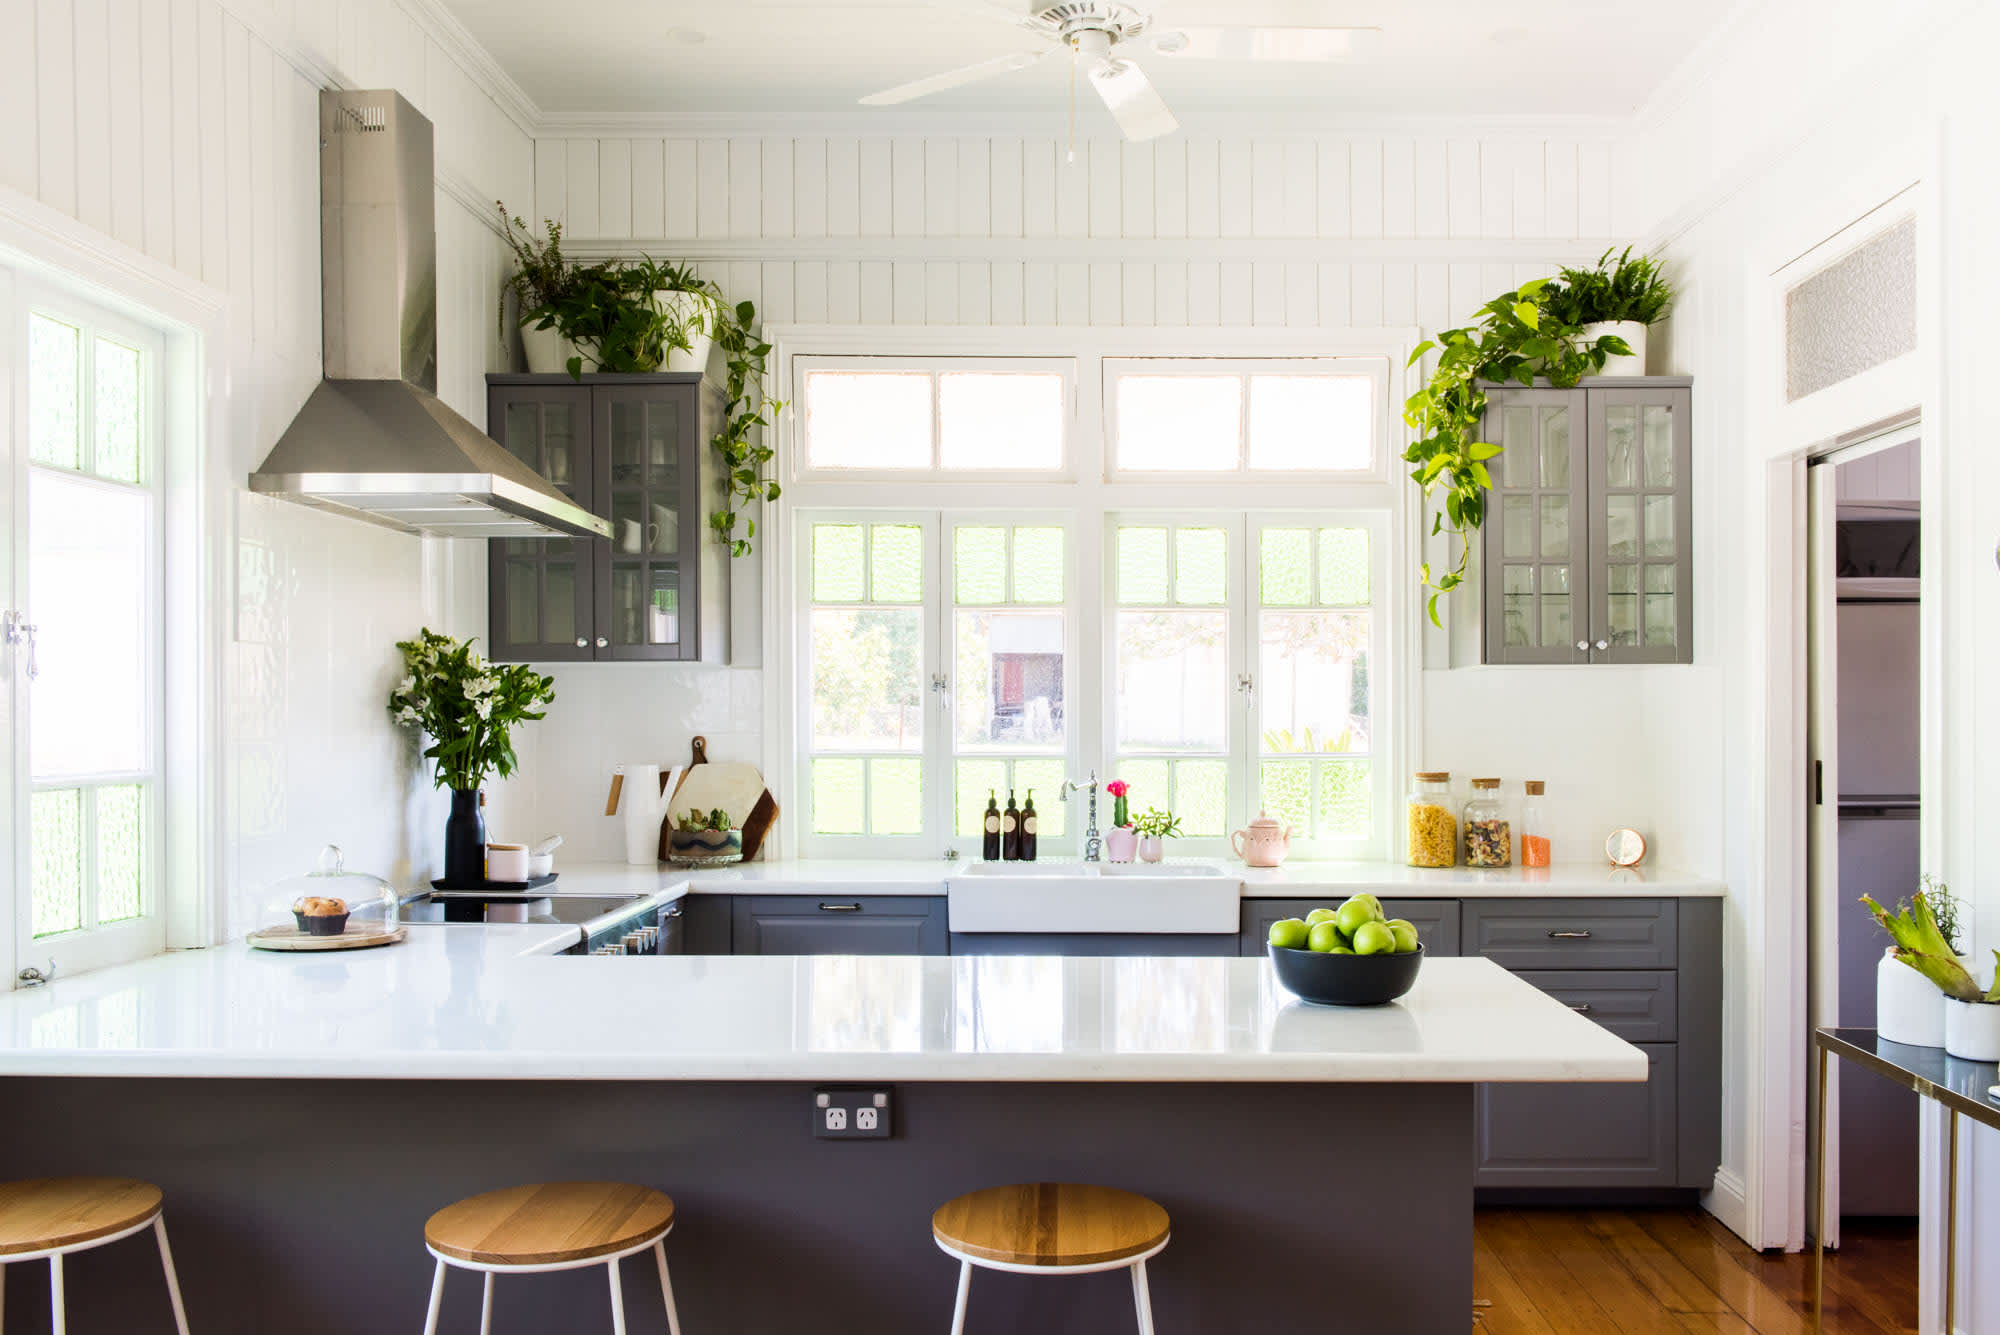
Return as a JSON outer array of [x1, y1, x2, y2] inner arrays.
[[0, 932, 1644, 1084], [643, 858, 1725, 898]]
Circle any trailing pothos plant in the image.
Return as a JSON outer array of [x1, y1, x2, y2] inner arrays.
[[1402, 278, 1630, 626], [708, 296, 782, 557]]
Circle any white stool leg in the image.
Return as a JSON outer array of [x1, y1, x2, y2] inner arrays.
[[653, 1241, 681, 1335], [1131, 1259, 1156, 1335], [47, 1254, 62, 1335], [479, 1272, 494, 1335], [607, 1257, 627, 1335], [422, 1259, 447, 1335], [153, 1217, 191, 1335], [949, 1259, 972, 1335]]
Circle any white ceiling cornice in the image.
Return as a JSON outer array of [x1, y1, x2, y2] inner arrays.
[[395, 0, 546, 138]]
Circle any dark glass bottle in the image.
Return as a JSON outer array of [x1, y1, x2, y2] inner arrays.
[[982, 790, 1002, 861], [1002, 789, 1021, 861], [1020, 790, 1038, 861]]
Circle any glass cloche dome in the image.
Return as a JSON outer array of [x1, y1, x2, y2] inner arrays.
[[259, 845, 398, 938]]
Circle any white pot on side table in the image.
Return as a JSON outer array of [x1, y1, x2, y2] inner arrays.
[[1876, 949, 1946, 1047], [1945, 999, 2000, 1062]]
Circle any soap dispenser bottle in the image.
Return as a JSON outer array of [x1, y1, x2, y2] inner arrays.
[[1002, 789, 1021, 861], [1020, 790, 1038, 861], [983, 790, 1002, 861]]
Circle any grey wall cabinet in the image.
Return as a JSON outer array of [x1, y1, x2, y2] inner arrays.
[[1481, 378, 1693, 665], [730, 895, 948, 956], [486, 374, 728, 664]]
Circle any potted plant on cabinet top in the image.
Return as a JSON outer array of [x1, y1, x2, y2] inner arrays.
[[1544, 246, 1675, 377], [1862, 885, 2000, 1060], [497, 209, 584, 376], [1104, 780, 1137, 863], [1132, 807, 1183, 863]]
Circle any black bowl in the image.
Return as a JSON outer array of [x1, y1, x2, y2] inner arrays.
[[1267, 943, 1424, 1006]]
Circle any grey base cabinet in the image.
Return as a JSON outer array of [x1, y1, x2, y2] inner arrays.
[[952, 932, 1238, 957], [728, 895, 947, 956]]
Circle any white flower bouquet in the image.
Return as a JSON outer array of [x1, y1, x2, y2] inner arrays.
[[388, 629, 555, 792]]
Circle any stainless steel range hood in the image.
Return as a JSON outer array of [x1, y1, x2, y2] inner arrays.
[[249, 90, 610, 541]]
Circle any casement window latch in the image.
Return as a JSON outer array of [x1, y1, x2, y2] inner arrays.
[[2, 611, 35, 681]]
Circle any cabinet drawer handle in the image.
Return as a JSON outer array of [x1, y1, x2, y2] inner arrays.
[[1568, 1003, 1594, 1014], [819, 902, 864, 913], [1548, 930, 1594, 939]]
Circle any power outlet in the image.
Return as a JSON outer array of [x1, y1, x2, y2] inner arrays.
[[814, 1088, 893, 1139]]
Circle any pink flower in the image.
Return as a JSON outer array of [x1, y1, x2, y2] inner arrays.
[[1105, 780, 1130, 797]]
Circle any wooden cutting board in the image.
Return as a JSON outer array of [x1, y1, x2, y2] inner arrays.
[[657, 736, 779, 861], [246, 925, 408, 952]]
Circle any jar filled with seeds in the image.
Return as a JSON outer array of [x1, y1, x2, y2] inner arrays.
[[1407, 771, 1457, 868], [1463, 779, 1511, 868]]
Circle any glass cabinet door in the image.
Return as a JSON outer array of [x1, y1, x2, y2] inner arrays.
[[1479, 388, 1590, 664], [1587, 388, 1692, 664], [487, 386, 596, 662], [594, 385, 697, 662]]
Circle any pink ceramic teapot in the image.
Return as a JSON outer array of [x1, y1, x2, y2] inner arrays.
[[1231, 811, 1295, 868]]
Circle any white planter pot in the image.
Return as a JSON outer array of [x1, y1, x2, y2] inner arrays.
[[520, 322, 587, 376], [1581, 320, 1648, 376], [1944, 998, 2000, 1063], [1877, 949, 1946, 1047], [654, 290, 716, 373]]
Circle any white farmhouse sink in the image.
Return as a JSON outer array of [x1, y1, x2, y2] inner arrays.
[[946, 862, 1242, 935]]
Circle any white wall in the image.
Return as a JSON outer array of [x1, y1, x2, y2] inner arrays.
[[0, 0, 534, 934]]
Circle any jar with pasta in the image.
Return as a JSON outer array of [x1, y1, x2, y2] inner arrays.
[[1463, 779, 1511, 868], [1407, 772, 1457, 868]]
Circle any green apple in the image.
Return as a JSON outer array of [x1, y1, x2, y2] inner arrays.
[[1329, 945, 1356, 955], [1352, 921, 1397, 956], [1305, 907, 1340, 926], [1387, 920, 1420, 954], [1268, 918, 1311, 950], [1334, 895, 1385, 937], [1306, 920, 1347, 953]]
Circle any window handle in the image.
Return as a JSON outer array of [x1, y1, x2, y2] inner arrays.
[[931, 673, 950, 710], [1237, 673, 1254, 696], [3, 611, 36, 681]]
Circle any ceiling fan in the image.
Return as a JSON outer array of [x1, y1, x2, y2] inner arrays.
[[859, 2, 1383, 142]]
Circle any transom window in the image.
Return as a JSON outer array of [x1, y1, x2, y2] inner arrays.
[[1107, 358, 1385, 475], [798, 357, 1072, 475]]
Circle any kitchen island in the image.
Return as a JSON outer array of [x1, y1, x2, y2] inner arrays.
[[0, 926, 1642, 1334]]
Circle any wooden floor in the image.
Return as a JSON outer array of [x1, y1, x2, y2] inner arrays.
[[1474, 1210, 1918, 1334]]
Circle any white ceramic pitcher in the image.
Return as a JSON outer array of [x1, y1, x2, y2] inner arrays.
[[614, 764, 678, 865]]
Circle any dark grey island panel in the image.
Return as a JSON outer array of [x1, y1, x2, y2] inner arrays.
[[731, 895, 948, 956]]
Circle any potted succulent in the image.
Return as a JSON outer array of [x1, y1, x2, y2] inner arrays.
[[1862, 887, 2000, 1060], [1543, 246, 1675, 377], [668, 807, 743, 865], [1103, 780, 1137, 864], [1132, 807, 1182, 863]]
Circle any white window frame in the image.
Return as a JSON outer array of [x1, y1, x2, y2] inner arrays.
[[1104, 356, 1393, 483], [765, 327, 1422, 864]]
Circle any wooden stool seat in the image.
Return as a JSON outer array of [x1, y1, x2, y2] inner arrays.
[[425, 1182, 676, 1266], [0, 1178, 164, 1256], [932, 1183, 1170, 1269]]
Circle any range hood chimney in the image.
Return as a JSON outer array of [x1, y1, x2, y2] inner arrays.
[[249, 90, 610, 541]]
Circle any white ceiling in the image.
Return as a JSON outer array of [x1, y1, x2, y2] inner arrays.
[[441, 0, 1738, 124]]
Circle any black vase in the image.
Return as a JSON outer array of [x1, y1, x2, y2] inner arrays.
[[443, 788, 486, 887]]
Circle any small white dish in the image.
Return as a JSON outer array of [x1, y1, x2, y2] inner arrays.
[[527, 852, 555, 878]]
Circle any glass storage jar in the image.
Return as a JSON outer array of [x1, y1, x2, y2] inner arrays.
[[1407, 772, 1457, 868], [1463, 779, 1511, 868], [1519, 780, 1551, 867]]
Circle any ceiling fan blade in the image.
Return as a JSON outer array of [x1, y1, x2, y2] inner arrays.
[[859, 48, 1052, 106], [1089, 57, 1179, 142], [1155, 26, 1384, 62]]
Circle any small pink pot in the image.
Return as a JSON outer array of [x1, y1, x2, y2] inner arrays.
[[1104, 827, 1138, 863]]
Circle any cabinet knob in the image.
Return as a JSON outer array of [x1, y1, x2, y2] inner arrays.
[[1595, 640, 1609, 651], [1575, 640, 1588, 652], [575, 638, 588, 648], [596, 637, 609, 649]]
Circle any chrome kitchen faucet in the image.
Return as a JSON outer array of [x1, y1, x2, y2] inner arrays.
[[1060, 773, 1102, 862]]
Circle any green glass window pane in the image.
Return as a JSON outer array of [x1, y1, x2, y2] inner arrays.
[[1317, 528, 1369, 606], [93, 339, 141, 484], [870, 758, 923, 835], [31, 788, 83, 938], [1318, 760, 1372, 840], [1259, 761, 1311, 837], [1113, 758, 1169, 821], [1117, 528, 1169, 605], [954, 527, 1007, 604], [811, 609, 925, 750], [811, 759, 866, 835], [1013, 758, 1067, 838], [871, 525, 925, 603], [1259, 529, 1312, 606], [1174, 528, 1227, 605], [29, 315, 80, 469], [96, 784, 144, 924], [956, 759, 1007, 838], [812, 525, 866, 603], [1173, 759, 1227, 838], [1012, 527, 1065, 604]]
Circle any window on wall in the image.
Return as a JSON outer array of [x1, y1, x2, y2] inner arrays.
[[782, 346, 1400, 860]]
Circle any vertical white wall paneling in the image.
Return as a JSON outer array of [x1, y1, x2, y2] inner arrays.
[[531, 137, 566, 224], [0, 0, 35, 197], [823, 137, 858, 238], [761, 137, 794, 240], [1251, 260, 1284, 326], [1352, 262, 1385, 326], [1187, 259, 1221, 325], [665, 139, 699, 237], [924, 260, 957, 323], [990, 261, 1025, 326], [1446, 139, 1480, 241], [135, 0, 173, 262], [1184, 137, 1220, 239], [857, 259, 890, 322], [1055, 260, 1088, 324], [1024, 260, 1057, 325], [1281, 140, 1315, 238], [957, 260, 991, 325], [1218, 259, 1251, 324], [1089, 261, 1121, 325], [250, 37, 276, 351], [168, 0, 201, 273], [1055, 141, 1088, 238], [1511, 139, 1547, 239], [760, 260, 795, 325], [1088, 138, 1121, 239], [794, 259, 829, 324], [924, 138, 957, 237], [1121, 261, 1154, 325], [1382, 261, 1416, 328], [1250, 139, 1285, 239], [1315, 139, 1350, 239], [1544, 140, 1580, 242], [1152, 138, 1186, 239], [1120, 141, 1153, 240], [1577, 140, 1613, 237], [597, 139, 631, 240], [104, 0, 143, 252], [195, 0, 225, 286], [891, 259, 924, 323], [890, 137, 924, 236], [1448, 262, 1482, 331], [35, 0, 76, 217], [72, 0, 111, 234], [1415, 262, 1450, 336], [828, 260, 862, 323], [793, 137, 827, 239], [1349, 137, 1384, 240], [1217, 139, 1251, 238], [564, 138, 600, 236], [728, 138, 760, 239], [1413, 138, 1449, 240], [1020, 137, 1055, 238], [1381, 136, 1416, 239], [696, 138, 729, 238], [955, 138, 990, 241], [631, 138, 665, 237], [1283, 262, 1316, 327], [989, 137, 1024, 238], [1479, 139, 1514, 239], [221, 14, 250, 299], [858, 138, 891, 237], [1318, 262, 1352, 327], [1154, 261, 1187, 326]]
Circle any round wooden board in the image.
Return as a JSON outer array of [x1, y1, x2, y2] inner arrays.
[[245, 925, 408, 952]]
